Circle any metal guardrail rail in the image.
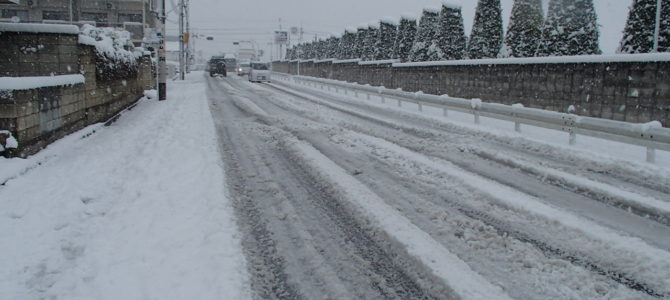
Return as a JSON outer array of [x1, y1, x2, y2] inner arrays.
[[272, 72, 670, 164]]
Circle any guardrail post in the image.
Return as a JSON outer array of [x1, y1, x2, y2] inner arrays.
[[647, 147, 656, 163], [366, 93, 370, 100], [515, 120, 521, 133], [320, 84, 324, 90], [344, 88, 348, 95], [397, 99, 401, 107], [569, 131, 577, 146], [354, 91, 358, 98], [381, 95, 385, 103], [474, 111, 481, 124], [418, 102, 423, 112]]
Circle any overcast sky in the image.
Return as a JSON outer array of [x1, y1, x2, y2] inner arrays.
[[166, 0, 628, 61]]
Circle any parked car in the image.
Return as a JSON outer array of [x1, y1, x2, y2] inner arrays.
[[208, 56, 227, 77], [248, 62, 271, 83]]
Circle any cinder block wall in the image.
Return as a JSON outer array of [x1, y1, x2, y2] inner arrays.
[[0, 29, 155, 157], [273, 59, 670, 126]]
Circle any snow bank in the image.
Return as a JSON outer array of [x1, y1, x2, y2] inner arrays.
[[0, 74, 85, 90], [0, 22, 79, 35], [393, 53, 670, 67], [380, 17, 399, 26], [79, 24, 141, 80]]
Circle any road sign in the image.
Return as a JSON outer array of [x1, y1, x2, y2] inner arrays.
[[275, 31, 288, 44]]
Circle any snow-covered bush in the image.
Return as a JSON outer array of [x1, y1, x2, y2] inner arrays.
[[393, 16, 418, 62], [353, 26, 368, 59], [374, 19, 398, 60], [503, 0, 544, 57], [536, 0, 601, 56], [79, 24, 141, 80], [467, 0, 503, 59]]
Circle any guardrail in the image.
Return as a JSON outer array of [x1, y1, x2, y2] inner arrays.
[[272, 72, 670, 164]]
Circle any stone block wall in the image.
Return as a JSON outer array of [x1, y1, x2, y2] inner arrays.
[[0, 27, 154, 157], [273, 58, 670, 126]]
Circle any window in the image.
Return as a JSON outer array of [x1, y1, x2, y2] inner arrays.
[[118, 13, 142, 24], [42, 11, 68, 21], [1, 9, 29, 22], [81, 12, 108, 27]]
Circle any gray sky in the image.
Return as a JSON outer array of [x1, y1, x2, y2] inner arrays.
[[167, 0, 627, 61]]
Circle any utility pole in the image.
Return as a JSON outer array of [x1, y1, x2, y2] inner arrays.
[[653, 0, 662, 52], [178, 0, 185, 80], [185, 0, 190, 73], [158, 0, 167, 100]]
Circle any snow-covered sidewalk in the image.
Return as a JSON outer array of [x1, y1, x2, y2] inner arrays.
[[0, 72, 250, 299]]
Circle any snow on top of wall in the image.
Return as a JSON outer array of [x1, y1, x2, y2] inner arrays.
[[441, 0, 462, 9], [333, 58, 361, 64], [0, 74, 85, 90], [357, 24, 369, 30], [359, 59, 399, 66], [0, 22, 79, 35], [314, 58, 335, 63], [368, 22, 380, 29], [422, 7, 441, 14], [380, 17, 399, 26], [393, 53, 670, 68]]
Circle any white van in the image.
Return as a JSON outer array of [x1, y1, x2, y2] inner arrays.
[[249, 62, 271, 83]]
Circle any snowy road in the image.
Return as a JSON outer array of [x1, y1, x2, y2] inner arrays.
[[207, 74, 670, 299]]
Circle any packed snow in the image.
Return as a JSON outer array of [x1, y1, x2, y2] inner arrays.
[[0, 73, 250, 300]]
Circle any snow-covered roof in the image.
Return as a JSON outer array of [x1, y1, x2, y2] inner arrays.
[[441, 0, 462, 9], [380, 17, 399, 26], [224, 53, 236, 59], [0, 22, 79, 35], [0, 74, 85, 90], [392, 53, 670, 68]]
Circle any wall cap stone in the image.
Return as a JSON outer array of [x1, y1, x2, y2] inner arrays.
[[393, 53, 670, 68]]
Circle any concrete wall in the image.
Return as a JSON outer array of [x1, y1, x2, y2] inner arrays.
[[0, 29, 154, 156], [273, 59, 670, 126]]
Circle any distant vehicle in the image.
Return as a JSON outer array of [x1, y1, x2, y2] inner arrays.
[[237, 62, 250, 76], [223, 54, 237, 74], [249, 62, 271, 83], [208, 56, 227, 77]]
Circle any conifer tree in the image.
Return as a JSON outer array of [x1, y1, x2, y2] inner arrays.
[[353, 26, 368, 59], [467, 0, 503, 59], [619, 0, 670, 53], [661, 0, 670, 52], [374, 19, 399, 60], [409, 8, 440, 61], [432, 3, 467, 60], [393, 16, 418, 62], [338, 29, 357, 59], [504, 0, 544, 57], [362, 23, 379, 60], [537, 0, 601, 56]]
